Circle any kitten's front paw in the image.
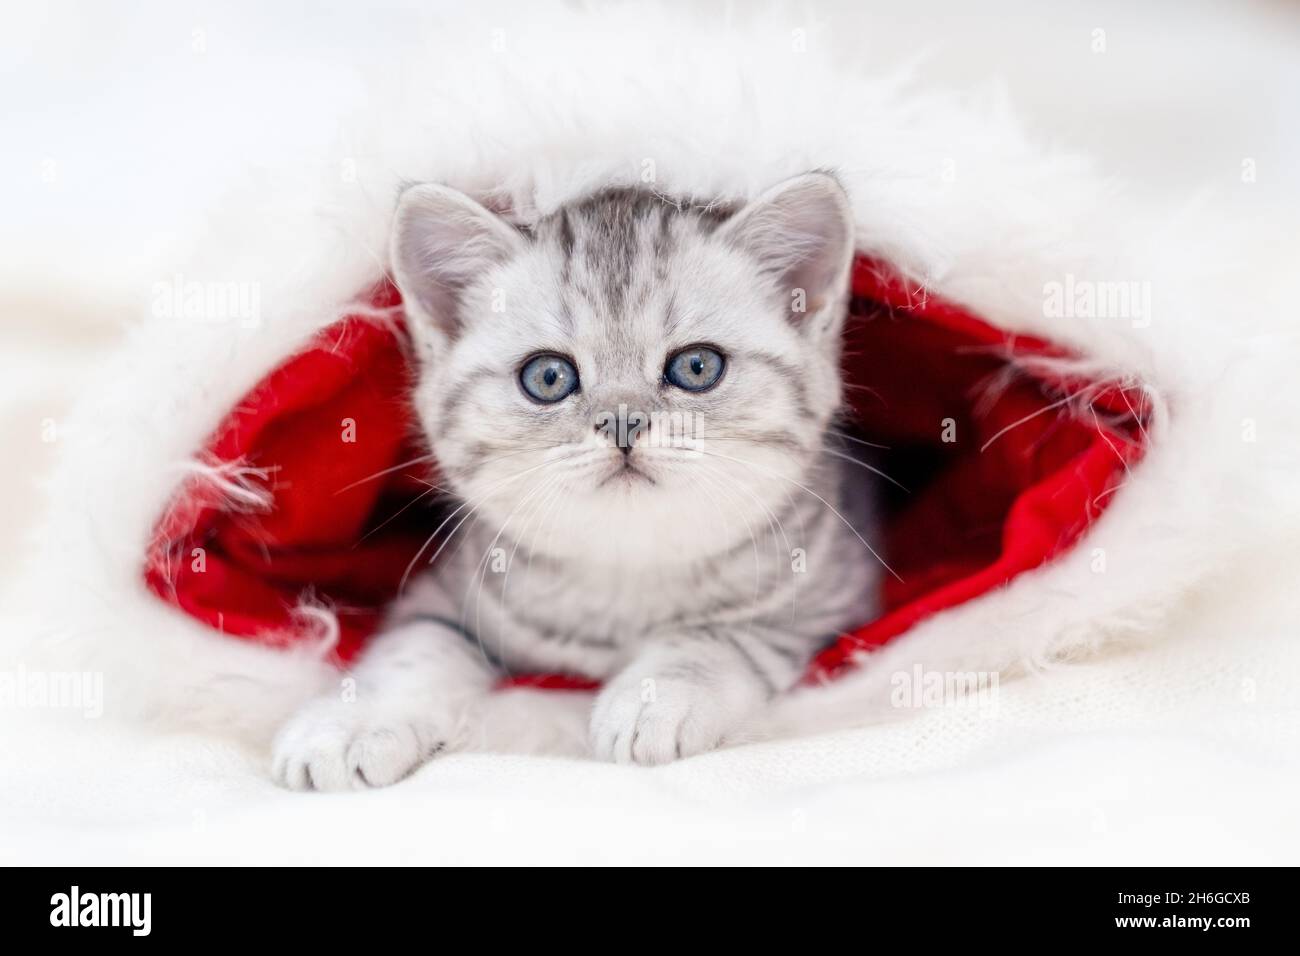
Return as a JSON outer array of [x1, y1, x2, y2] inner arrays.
[[590, 670, 754, 766], [272, 699, 447, 791]]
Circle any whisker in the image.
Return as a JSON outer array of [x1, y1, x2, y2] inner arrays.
[[435, 441, 578, 482], [333, 453, 438, 495], [690, 463, 766, 629], [353, 485, 443, 546], [467, 471, 565, 656], [978, 394, 1075, 454], [397, 456, 559, 594], [423, 457, 564, 572], [492, 469, 576, 659], [693, 429, 908, 491], [507, 470, 570, 599], [817, 446, 910, 493], [700, 457, 793, 573], [697, 448, 902, 582], [824, 425, 890, 451], [434, 448, 597, 578]]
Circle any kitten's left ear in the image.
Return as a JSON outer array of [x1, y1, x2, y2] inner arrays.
[[390, 183, 526, 346], [719, 172, 856, 329]]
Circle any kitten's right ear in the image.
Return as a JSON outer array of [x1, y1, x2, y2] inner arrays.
[[390, 184, 525, 343]]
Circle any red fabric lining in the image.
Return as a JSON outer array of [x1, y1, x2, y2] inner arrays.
[[144, 256, 1148, 684]]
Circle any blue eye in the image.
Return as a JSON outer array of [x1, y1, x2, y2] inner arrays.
[[664, 346, 725, 392], [519, 354, 579, 403]]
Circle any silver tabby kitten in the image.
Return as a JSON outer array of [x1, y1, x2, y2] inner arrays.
[[273, 172, 878, 789]]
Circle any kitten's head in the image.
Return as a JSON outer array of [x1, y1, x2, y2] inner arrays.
[[391, 173, 855, 563]]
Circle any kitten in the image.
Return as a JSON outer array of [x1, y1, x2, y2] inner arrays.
[[272, 172, 878, 789]]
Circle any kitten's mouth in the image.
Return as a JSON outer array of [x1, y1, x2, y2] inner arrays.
[[597, 458, 657, 488]]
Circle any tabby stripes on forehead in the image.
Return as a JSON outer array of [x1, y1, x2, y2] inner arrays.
[[539, 187, 738, 318]]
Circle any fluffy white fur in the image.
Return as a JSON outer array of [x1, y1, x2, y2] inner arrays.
[[3, 1, 1297, 766]]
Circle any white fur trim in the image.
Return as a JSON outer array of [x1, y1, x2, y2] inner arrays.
[[4, 2, 1297, 755]]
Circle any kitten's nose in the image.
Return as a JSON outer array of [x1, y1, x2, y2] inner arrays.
[[593, 404, 649, 454]]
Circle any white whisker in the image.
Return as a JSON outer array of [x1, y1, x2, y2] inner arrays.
[[698, 448, 902, 582], [333, 453, 438, 495], [978, 394, 1076, 454]]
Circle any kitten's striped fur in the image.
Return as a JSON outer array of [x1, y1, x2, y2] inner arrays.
[[273, 173, 878, 788]]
